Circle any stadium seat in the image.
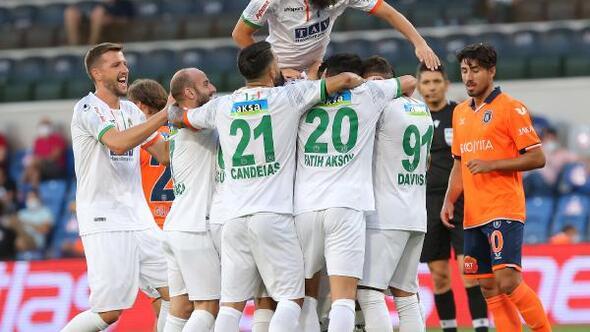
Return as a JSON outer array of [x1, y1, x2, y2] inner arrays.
[[184, 17, 214, 39], [443, 34, 473, 62], [557, 162, 590, 195], [24, 25, 57, 48], [135, 49, 177, 80], [0, 7, 11, 27], [0, 26, 23, 49], [513, 0, 546, 22], [10, 5, 37, 29], [39, 180, 68, 222], [135, 0, 161, 19], [8, 149, 28, 183], [524, 171, 555, 197], [152, 21, 181, 41], [551, 194, 590, 238], [341, 10, 378, 31], [64, 78, 93, 100], [540, 28, 575, 56], [211, 13, 241, 37], [11, 57, 47, 84], [33, 81, 64, 100], [177, 48, 207, 70], [161, 0, 198, 18], [333, 39, 373, 59], [477, 32, 510, 55], [564, 55, 590, 77], [508, 30, 539, 57], [47, 55, 85, 81], [495, 57, 527, 80], [412, 2, 444, 27], [219, 0, 248, 13], [444, 0, 476, 25], [371, 38, 414, 68], [203, 47, 238, 73], [528, 55, 562, 78], [524, 196, 554, 244], [3, 83, 33, 102], [123, 51, 142, 77], [546, 0, 578, 21], [0, 58, 14, 84], [37, 3, 66, 27]]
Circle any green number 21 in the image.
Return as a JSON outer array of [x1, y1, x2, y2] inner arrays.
[[304, 107, 359, 154], [402, 124, 434, 172], [230, 115, 275, 167]]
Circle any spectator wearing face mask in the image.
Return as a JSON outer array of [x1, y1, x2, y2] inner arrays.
[[15, 190, 54, 253], [32, 119, 67, 180], [538, 127, 579, 186]]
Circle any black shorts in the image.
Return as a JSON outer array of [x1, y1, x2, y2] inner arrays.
[[420, 194, 464, 263]]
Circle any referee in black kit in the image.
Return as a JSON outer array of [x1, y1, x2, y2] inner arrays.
[[417, 63, 490, 332]]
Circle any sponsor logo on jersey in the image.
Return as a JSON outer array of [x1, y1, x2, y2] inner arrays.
[[515, 106, 528, 115], [255, 0, 271, 20], [464, 256, 479, 274], [231, 99, 269, 117], [460, 139, 494, 154], [482, 110, 493, 124], [317, 90, 351, 107], [284, 6, 305, 12], [403, 102, 429, 116], [294, 17, 330, 42]]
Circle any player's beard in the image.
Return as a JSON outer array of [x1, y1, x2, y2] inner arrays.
[[196, 90, 211, 107], [311, 0, 338, 9], [105, 78, 127, 97]]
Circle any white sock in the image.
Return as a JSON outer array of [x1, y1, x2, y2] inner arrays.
[[299, 296, 320, 332], [394, 295, 424, 332], [252, 309, 274, 332], [328, 299, 355, 332], [182, 310, 215, 332], [60, 310, 110, 332], [269, 300, 301, 332], [158, 300, 170, 332], [163, 315, 187, 332], [213, 306, 242, 332], [357, 289, 392, 332]]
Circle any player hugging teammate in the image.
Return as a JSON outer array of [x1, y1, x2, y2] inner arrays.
[[63, 1, 551, 332]]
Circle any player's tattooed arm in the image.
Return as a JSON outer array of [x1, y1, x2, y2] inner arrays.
[[441, 160, 463, 229], [371, 2, 441, 70], [100, 108, 168, 155], [324, 72, 366, 95]]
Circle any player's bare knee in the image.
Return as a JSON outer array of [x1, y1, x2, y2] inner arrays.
[[195, 300, 220, 316], [496, 269, 522, 295], [390, 287, 414, 298], [329, 276, 358, 300], [98, 310, 122, 324], [477, 277, 499, 298], [462, 274, 480, 288], [157, 287, 170, 301], [305, 273, 321, 298]]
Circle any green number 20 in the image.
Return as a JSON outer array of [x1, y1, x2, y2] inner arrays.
[[230, 115, 275, 167], [402, 124, 434, 172], [304, 107, 359, 154]]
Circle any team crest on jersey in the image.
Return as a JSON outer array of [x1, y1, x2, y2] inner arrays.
[[464, 256, 479, 274], [403, 102, 429, 116], [317, 90, 351, 107], [493, 220, 502, 229], [482, 110, 493, 124], [444, 128, 453, 146], [231, 99, 269, 117]]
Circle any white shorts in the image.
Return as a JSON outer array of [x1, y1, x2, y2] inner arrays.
[[81, 228, 168, 312], [359, 229, 425, 293], [220, 213, 304, 303], [163, 224, 222, 301], [295, 208, 365, 279]]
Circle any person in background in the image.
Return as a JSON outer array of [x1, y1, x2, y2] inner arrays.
[[128, 79, 173, 230], [538, 127, 578, 186], [550, 225, 580, 245], [64, 0, 135, 45], [0, 202, 17, 261], [17, 164, 41, 207], [0, 168, 16, 213], [15, 190, 54, 253], [32, 118, 67, 180], [60, 200, 85, 258], [0, 131, 8, 172]]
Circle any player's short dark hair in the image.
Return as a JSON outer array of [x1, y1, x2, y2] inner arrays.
[[321, 53, 363, 77], [128, 79, 168, 113], [84, 42, 123, 81], [456, 43, 497, 69], [238, 41, 274, 81], [362, 56, 396, 79], [416, 62, 448, 80], [312, 0, 338, 9]]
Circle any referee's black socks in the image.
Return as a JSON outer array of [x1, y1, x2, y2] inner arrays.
[[434, 290, 457, 332], [466, 285, 489, 332]]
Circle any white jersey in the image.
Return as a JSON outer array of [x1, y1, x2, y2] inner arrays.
[[294, 78, 401, 214], [242, 0, 380, 71], [186, 80, 326, 220], [209, 144, 227, 224], [367, 97, 434, 232], [71, 92, 160, 236], [164, 127, 217, 232]]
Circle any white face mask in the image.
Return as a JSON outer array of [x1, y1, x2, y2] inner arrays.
[[543, 140, 560, 153], [37, 124, 52, 138]]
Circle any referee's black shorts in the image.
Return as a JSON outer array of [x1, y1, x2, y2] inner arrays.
[[420, 194, 465, 263]]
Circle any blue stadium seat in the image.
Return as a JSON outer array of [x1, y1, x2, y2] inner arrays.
[[540, 28, 575, 56], [39, 180, 68, 222], [47, 55, 84, 81], [135, 49, 177, 79], [524, 171, 554, 197], [443, 34, 473, 61], [37, 4, 66, 27], [371, 38, 414, 66], [123, 51, 142, 77], [0, 58, 14, 84], [507, 30, 539, 57], [203, 47, 238, 73], [161, 0, 198, 18], [8, 149, 28, 183], [0, 7, 11, 27], [135, 0, 161, 19], [477, 32, 510, 55], [11, 57, 47, 84], [551, 194, 590, 238], [332, 39, 373, 59], [524, 196, 555, 244], [532, 115, 552, 138], [557, 162, 590, 195], [10, 5, 37, 29], [220, 0, 248, 13]]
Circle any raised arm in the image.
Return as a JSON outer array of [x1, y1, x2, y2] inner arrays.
[[372, 2, 441, 70], [324, 72, 366, 95], [101, 109, 168, 155], [232, 19, 258, 48]]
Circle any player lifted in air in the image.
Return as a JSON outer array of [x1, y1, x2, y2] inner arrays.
[[233, 0, 440, 79], [354, 56, 430, 332], [293, 54, 416, 332], [63, 43, 170, 332], [441, 43, 551, 332], [169, 41, 366, 332]]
